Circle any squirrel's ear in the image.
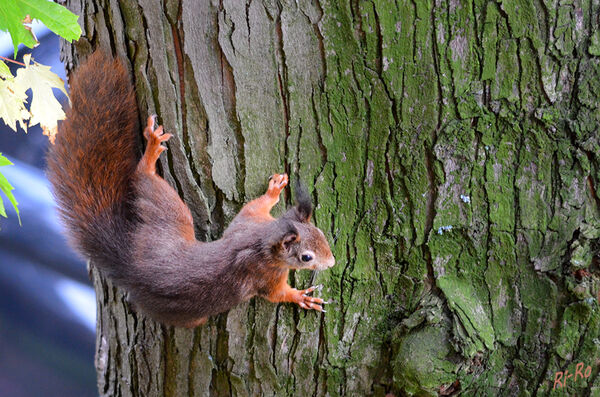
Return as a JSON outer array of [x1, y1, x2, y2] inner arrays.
[[294, 181, 312, 222], [282, 232, 298, 250], [271, 221, 298, 253]]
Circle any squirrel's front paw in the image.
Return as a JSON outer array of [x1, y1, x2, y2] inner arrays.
[[291, 285, 326, 312], [267, 173, 288, 197]]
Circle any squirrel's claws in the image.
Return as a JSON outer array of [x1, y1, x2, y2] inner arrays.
[[143, 115, 156, 139], [267, 173, 288, 196], [294, 286, 326, 312], [303, 295, 324, 304], [306, 284, 323, 293], [302, 286, 316, 295], [160, 133, 173, 142]]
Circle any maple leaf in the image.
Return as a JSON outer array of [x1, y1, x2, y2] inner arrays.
[[0, 73, 30, 133], [14, 54, 68, 143]]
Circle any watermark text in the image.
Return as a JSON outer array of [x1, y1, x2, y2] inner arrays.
[[553, 362, 592, 390]]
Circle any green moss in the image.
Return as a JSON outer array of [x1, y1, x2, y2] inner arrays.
[[589, 31, 600, 55], [437, 275, 495, 352], [570, 240, 593, 270], [392, 325, 457, 395], [555, 303, 593, 360], [481, 2, 499, 82], [493, 39, 519, 102], [482, 120, 517, 233], [484, 232, 519, 346]]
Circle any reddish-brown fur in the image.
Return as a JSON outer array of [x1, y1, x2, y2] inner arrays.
[[47, 52, 139, 270], [47, 51, 335, 327]]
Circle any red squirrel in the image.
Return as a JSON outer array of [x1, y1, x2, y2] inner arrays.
[[47, 51, 335, 328]]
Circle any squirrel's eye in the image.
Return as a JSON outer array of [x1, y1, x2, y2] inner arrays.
[[301, 254, 313, 262]]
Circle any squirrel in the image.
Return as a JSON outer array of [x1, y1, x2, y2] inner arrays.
[[46, 51, 335, 328]]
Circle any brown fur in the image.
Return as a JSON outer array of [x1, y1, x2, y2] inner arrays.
[[47, 51, 335, 327], [47, 52, 139, 274]]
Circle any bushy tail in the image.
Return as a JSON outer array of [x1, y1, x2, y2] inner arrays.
[[47, 51, 139, 274]]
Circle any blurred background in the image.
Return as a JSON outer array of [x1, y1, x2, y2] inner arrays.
[[0, 26, 96, 397]]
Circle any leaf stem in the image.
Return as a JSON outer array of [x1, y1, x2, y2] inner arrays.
[[0, 56, 26, 67]]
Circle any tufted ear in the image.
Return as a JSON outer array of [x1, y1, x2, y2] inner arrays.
[[270, 220, 299, 253], [281, 231, 298, 250], [293, 181, 312, 222]]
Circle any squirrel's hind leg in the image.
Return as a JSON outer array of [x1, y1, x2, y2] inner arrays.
[[133, 115, 195, 241], [137, 115, 173, 175]]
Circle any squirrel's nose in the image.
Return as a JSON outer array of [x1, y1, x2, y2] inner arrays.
[[325, 255, 335, 268]]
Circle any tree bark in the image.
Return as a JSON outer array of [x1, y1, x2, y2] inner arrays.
[[61, 0, 600, 395]]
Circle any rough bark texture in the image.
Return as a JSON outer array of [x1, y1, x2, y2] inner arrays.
[[60, 0, 600, 395]]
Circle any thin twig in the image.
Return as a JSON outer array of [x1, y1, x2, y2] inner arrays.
[[0, 56, 25, 67]]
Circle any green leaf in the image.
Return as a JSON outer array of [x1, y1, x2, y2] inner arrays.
[[0, 61, 12, 79], [0, 180, 5, 218], [0, 2, 37, 57], [0, 155, 13, 166], [0, 154, 19, 225], [0, 192, 6, 218], [14, 0, 81, 42], [0, 0, 81, 57]]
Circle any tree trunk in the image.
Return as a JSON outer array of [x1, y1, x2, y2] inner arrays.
[[60, 0, 600, 395]]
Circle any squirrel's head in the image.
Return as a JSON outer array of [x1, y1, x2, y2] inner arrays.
[[271, 183, 335, 271]]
